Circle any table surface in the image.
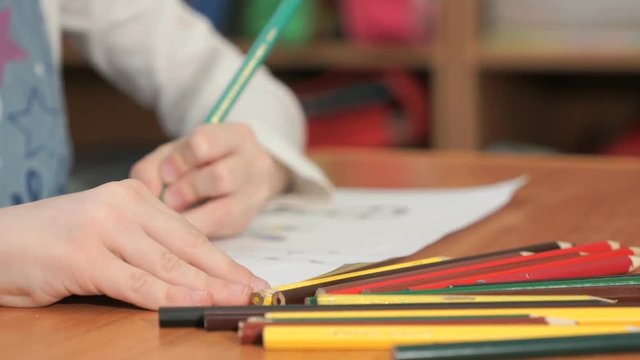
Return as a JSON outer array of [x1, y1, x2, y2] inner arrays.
[[3, 149, 640, 360]]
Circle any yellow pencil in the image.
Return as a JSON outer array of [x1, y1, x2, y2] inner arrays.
[[265, 307, 640, 324], [263, 324, 639, 350], [313, 294, 611, 306], [251, 256, 446, 305]]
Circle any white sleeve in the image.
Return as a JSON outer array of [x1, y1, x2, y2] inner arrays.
[[60, 0, 333, 199]]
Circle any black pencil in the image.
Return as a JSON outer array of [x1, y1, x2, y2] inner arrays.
[[159, 301, 639, 331]]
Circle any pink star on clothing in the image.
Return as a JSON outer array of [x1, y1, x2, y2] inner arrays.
[[0, 7, 27, 84]]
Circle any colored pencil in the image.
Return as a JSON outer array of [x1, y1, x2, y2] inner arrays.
[[318, 241, 620, 296], [307, 288, 640, 305], [398, 286, 640, 302], [312, 294, 612, 306], [204, 0, 303, 124], [372, 250, 640, 293], [412, 253, 639, 291], [313, 240, 572, 279], [178, 301, 635, 331], [253, 241, 572, 305], [251, 256, 445, 305], [159, 303, 529, 328], [386, 274, 640, 295], [263, 306, 640, 324], [239, 316, 559, 345], [158, 303, 545, 329], [159, 0, 303, 200], [261, 324, 639, 350], [393, 332, 640, 360]]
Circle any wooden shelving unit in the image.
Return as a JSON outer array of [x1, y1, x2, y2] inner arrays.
[[478, 49, 640, 73], [434, 0, 640, 151], [63, 0, 640, 153], [235, 40, 433, 70]]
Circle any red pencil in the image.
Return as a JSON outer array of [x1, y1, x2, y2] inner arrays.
[[404, 250, 640, 291], [320, 241, 622, 295]]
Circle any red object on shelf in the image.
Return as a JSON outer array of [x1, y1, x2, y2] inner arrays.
[[295, 71, 429, 149], [340, 0, 436, 44], [604, 124, 640, 156]]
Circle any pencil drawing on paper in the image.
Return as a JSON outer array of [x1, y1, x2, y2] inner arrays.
[[264, 203, 410, 220]]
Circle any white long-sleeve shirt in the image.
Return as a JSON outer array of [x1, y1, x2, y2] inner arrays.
[[44, 0, 332, 198]]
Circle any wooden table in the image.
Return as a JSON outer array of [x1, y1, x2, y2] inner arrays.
[[2, 149, 640, 359]]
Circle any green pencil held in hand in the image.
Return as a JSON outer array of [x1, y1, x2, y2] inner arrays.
[[205, 0, 303, 124], [160, 0, 302, 200]]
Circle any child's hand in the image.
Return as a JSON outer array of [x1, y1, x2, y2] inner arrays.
[[0, 180, 268, 310], [130, 123, 290, 238]]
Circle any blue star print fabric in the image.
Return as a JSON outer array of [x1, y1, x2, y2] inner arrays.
[[0, 0, 71, 207]]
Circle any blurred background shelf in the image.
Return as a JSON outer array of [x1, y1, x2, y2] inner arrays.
[[478, 48, 640, 72], [234, 40, 434, 70], [64, 41, 434, 71], [64, 0, 640, 158]]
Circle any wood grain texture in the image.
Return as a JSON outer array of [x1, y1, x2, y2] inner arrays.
[[2, 149, 640, 359]]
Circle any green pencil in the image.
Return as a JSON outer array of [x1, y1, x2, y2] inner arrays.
[[160, 0, 302, 199], [205, 0, 303, 123], [383, 274, 640, 295], [393, 332, 640, 360]]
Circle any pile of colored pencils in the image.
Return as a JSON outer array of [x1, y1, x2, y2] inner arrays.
[[160, 241, 640, 359]]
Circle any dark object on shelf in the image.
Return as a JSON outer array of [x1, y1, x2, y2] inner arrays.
[[294, 71, 429, 148]]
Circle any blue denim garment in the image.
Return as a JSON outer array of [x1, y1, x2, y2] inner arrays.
[[0, 0, 71, 207]]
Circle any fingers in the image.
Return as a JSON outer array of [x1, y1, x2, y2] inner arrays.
[[110, 227, 216, 290], [159, 123, 254, 184], [182, 192, 260, 240], [162, 156, 246, 211], [107, 231, 256, 308], [94, 251, 216, 310], [121, 180, 268, 291], [143, 214, 268, 291], [130, 142, 176, 196]]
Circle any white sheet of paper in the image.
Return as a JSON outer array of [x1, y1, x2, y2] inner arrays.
[[213, 177, 527, 286]]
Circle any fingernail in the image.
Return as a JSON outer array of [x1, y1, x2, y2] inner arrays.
[[189, 289, 209, 305], [160, 161, 179, 183], [251, 277, 270, 291], [229, 283, 251, 299]]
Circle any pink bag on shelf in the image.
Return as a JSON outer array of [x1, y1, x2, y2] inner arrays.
[[340, 0, 436, 44]]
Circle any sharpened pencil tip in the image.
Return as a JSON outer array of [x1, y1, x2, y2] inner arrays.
[[629, 256, 640, 271], [557, 241, 573, 249], [545, 317, 577, 326], [628, 246, 640, 256], [606, 240, 621, 250]]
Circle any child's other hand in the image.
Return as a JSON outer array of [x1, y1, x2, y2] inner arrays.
[[130, 123, 290, 238], [0, 180, 268, 310]]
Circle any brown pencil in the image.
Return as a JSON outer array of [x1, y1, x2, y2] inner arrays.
[[255, 241, 572, 305]]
